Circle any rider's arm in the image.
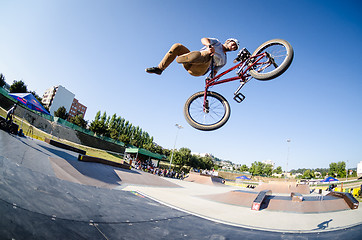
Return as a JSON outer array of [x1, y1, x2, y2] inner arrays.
[[212, 65, 224, 77], [201, 38, 212, 46], [201, 38, 215, 56], [206, 69, 218, 80]]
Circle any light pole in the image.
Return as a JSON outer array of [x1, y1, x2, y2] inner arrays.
[[286, 139, 291, 179], [169, 124, 183, 171]]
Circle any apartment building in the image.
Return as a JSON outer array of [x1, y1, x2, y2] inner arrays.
[[42, 85, 86, 118], [68, 98, 87, 119], [358, 161, 362, 177]]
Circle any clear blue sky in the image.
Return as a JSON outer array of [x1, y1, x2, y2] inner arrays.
[[1, 0, 361, 170]]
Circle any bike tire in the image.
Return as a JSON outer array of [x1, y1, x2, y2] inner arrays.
[[184, 91, 230, 131], [249, 39, 294, 81]]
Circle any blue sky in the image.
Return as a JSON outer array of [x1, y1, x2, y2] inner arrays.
[[1, 0, 361, 170]]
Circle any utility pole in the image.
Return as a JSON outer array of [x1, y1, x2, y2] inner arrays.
[[169, 124, 183, 171]]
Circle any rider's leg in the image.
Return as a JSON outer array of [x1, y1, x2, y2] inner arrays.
[[184, 59, 212, 76], [176, 50, 211, 64], [158, 43, 190, 71]]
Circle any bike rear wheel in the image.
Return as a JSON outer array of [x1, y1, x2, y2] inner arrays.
[[184, 91, 230, 131], [249, 39, 294, 81]]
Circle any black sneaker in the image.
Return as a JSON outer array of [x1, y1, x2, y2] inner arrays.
[[146, 67, 162, 75]]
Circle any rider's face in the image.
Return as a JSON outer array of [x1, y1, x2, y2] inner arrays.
[[227, 41, 238, 51]]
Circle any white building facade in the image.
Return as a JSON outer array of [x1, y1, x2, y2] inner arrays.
[[42, 85, 75, 116], [357, 161, 362, 177]]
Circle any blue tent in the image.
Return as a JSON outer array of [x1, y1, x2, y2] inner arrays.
[[320, 177, 339, 182], [236, 175, 251, 180], [9, 93, 51, 115]]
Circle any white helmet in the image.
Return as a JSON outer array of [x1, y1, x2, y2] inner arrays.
[[226, 38, 240, 50]]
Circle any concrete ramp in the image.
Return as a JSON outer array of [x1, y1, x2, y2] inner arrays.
[[252, 190, 272, 211], [45, 138, 86, 155], [49, 156, 180, 188], [327, 191, 359, 209], [202, 189, 351, 213], [255, 182, 310, 194], [114, 169, 180, 188], [49, 157, 122, 189], [184, 172, 224, 186]]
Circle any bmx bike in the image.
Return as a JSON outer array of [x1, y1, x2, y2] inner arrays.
[[183, 39, 294, 131]]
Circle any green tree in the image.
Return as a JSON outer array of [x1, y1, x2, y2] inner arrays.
[[329, 161, 346, 178], [89, 111, 108, 136], [54, 106, 69, 120], [99, 112, 108, 136], [302, 169, 315, 179], [88, 110, 156, 149], [188, 155, 200, 168], [200, 155, 214, 170], [239, 164, 249, 172], [161, 147, 170, 157], [173, 147, 192, 167], [249, 161, 265, 176], [248, 162, 275, 176], [329, 162, 338, 177], [0, 73, 6, 87], [10, 80, 28, 93], [264, 164, 273, 176], [337, 161, 346, 178], [119, 134, 131, 145], [273, 166, 283, 174], [70, 114, 88, 128], [107, 114, 119, 139]]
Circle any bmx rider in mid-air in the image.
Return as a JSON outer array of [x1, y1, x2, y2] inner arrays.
[[146, 37, 239, 78]]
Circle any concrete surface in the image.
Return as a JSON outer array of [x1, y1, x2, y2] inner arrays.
[[1, 130, 361, 239]]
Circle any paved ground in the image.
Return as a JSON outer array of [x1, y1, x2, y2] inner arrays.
[[122, 180, 361, 232], [1, 130, 361, 239]]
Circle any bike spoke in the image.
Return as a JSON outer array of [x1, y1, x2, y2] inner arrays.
[[188, 95, 226, 126], [255, 43, 288, 74]]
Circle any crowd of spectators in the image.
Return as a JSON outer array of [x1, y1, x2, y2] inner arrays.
[[132, 159, 185, 180], [328, 184, 337, 191], [200, 169, 218, 176]]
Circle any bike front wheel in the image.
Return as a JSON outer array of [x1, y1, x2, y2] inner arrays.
[[184, 91, 230, 131], [249, 39, 294, 81]]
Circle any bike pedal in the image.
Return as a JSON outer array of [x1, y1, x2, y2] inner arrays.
[[233, 93, 245, 103]]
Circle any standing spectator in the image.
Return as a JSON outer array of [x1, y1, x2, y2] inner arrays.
[[6, 104, 17, 123]]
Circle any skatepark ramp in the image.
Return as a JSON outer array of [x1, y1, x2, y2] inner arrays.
[[45, 137, 86, 155], [255, 182, 310, 194], [184, 172, 224, 185], [251, 190, 272, 211], [327, 191, 359, 209], [78, 155, 131, 170]]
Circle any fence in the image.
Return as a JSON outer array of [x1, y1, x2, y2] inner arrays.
[[54, 117, 125, 147]]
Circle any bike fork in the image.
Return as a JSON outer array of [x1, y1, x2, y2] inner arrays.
[[203, 91, 210, 113], [203, 57, 215, 113]]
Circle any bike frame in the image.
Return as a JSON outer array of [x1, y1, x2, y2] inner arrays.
[[203, 52, 269, 106]]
